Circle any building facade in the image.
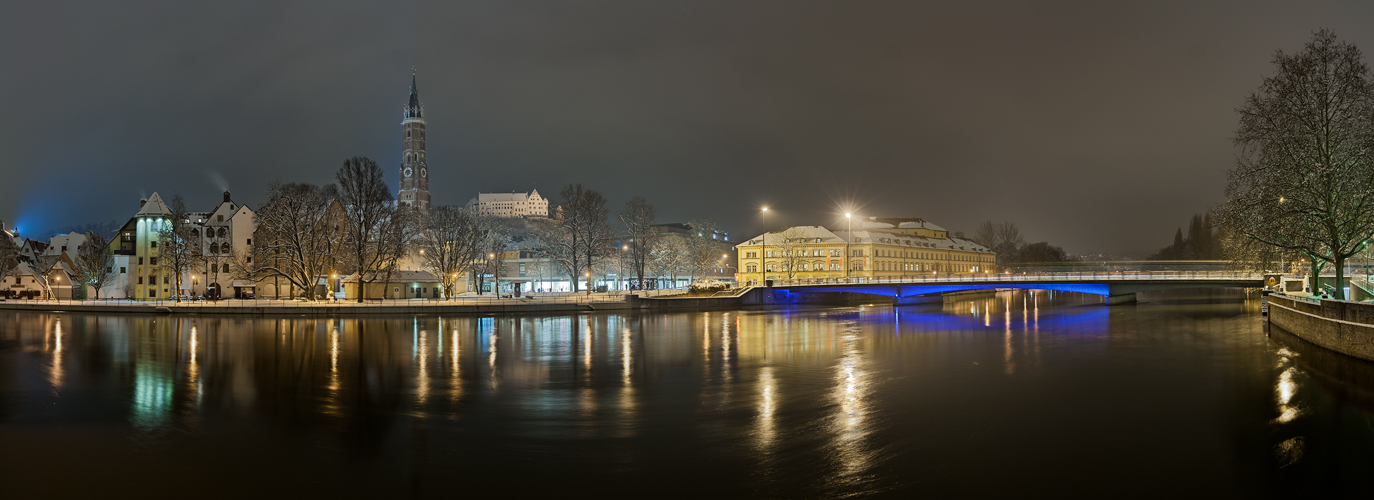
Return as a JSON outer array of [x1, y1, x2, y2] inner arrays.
[[735, 217, 996, 285], [110, 193, 174, 299], [188, 191, 256, 298], [469, 190, 549, 218], [397, 72, 430, 211]]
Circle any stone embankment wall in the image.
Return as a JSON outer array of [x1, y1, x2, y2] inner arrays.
[[0, 287, 892, 316], [1268, 294, 1374, 362]]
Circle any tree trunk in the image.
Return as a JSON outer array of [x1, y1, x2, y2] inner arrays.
[[1310, 255, 1322, 296], [1335, 254, 1346, 300]]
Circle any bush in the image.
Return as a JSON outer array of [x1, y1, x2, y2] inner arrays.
[[688, 280, 731, 294]]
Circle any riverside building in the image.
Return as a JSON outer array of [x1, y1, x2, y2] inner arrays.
[[469, 190, 549, 218], [735, 217, 995, 285]]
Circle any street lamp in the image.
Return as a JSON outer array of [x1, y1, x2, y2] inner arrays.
[[845, 212, 852, 279], [761, 207, 769, 285]]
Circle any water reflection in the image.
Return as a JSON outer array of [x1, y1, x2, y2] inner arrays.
[[1, 291, 1372, 497], [831, 322, 873, 487]]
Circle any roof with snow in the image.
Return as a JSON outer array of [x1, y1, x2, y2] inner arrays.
[[739, 225, 993, 254], [137, 192, 173, 217], [860, 217, 947, 232], [475, 191, 544, 203]]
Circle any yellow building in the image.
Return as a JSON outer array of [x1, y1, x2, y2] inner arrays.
[[110, 192, 175, 300], [735, 217, 995, 285]]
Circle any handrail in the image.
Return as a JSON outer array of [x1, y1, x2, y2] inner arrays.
[[766, 271, 1268, 288]]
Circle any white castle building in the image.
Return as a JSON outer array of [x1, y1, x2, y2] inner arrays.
[[468, 190, 549, 218]]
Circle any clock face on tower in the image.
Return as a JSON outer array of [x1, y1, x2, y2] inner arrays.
[[404, 167, 413, 178], [420, 168, 427, 179]]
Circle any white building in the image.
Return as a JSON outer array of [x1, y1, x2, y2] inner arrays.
[[187, 191, 256, 298], [468, 190, 548, 218]]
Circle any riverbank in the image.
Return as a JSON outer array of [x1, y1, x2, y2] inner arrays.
[[1267, 293, 1374, 362], [0, 287, 895, 316]]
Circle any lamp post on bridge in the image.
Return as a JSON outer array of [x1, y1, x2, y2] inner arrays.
[[761, 207, 769, 286], [845, 212, 851, 280]]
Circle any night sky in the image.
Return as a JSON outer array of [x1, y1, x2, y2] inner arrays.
[[5, 1, 1374, 257]]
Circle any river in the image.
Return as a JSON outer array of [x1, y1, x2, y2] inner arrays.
[[1, 290, 1371, 498]]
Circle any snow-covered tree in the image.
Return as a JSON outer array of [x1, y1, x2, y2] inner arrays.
[[157, 194, 203, 302], [75, 231, 114, 299], [1219, 29, 1374, 299]]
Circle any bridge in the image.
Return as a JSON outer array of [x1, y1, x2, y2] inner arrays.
[[765, 271, 1266, 305]]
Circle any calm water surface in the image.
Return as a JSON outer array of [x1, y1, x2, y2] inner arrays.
[[2, 291, 1373, 498]]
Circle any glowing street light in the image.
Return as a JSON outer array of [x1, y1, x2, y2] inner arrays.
[[845, 212, 852, 278], [761, 207, 770, 284]]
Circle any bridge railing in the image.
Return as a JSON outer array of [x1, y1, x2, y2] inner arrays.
[[768, 271, 1266, 288]]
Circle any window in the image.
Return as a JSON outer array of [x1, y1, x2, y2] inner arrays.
[[138, 257, 143, 265], [222, 264, 229, 273], [150, 257, 158, 265], [149, 290, 157, 298], [246, 239, 251, 246], [218, 215, 224, 222], [138, 277, 143, 284], [120, 267, 126, 274], [247, 257, 252, 264], [150, 241, 157, 248], [218, 228, 227, 238], [210, 243, 219, 254]]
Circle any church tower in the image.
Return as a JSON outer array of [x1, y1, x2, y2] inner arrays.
[[398, 70, 430, 210]]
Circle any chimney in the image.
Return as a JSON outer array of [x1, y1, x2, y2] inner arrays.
[[224, 191, 232, 203], [140, 198, 147, 208]]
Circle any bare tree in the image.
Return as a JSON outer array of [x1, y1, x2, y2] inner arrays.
[[772, 227, 808, 279], [649, 234, 688, 288], [476, 230, 510, 295], [415, 206, 497, 299], [618, 196, 657, 290], [1218, 29, 1374, 299], [972, 221, 1024, 261], [535, 184, 613, 294], [157, 194, 203, 302], [0, 233, 20, 284], [252, 182, 346, 300], [336, 156, 400, 302], [683, 219, 723, 282], [202, 236, 231, 298], [75, 231, 114, 299]]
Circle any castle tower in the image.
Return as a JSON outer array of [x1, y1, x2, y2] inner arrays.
[[398, 70, 430, 210]]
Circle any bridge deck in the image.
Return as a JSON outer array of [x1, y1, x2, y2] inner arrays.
[[767, 272, 1265, 301]]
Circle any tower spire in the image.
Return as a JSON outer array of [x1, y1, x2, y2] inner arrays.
[[406, 68, 422, 119]]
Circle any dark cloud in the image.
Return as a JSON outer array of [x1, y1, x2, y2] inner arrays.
[[4, 1, 1374, 256]]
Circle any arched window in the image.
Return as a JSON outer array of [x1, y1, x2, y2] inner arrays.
[[210, 243, 220, 254], [218, 228, 227, 238]]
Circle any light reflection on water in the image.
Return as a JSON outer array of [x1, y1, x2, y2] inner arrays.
[[1, 290, 1372, 497]]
